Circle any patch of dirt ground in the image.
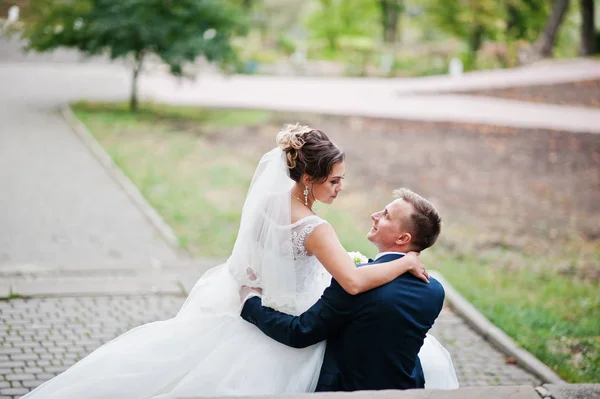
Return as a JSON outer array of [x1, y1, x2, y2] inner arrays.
[[212, 115, 600, 258], [453, 79, 600, 108]]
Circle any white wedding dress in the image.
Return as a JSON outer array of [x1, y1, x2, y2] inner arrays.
[[23, 149, 457, 399]]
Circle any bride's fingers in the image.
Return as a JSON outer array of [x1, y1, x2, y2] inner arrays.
[[246, 267, 257, 281], [421, 269, 430, 283]]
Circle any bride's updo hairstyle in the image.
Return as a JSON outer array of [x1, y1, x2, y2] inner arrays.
[[276, 123, 345, 184]]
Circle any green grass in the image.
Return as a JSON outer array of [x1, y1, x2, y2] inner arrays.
[[72, 101, 599, 383], [0, 287, 27, 301], [73, 101, 271, 127], [425, 248, 600, 382], [72, 101, 271, 256]]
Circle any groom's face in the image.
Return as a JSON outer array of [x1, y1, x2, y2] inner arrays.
[[367, 199, 413, 251]]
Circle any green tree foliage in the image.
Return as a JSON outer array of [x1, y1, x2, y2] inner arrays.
[[424, 0, 505, 54], [423, 0, 556, 68], [305, 0, 379, 54], [505, 0, 552, 42], [23, 0, 247, 111]]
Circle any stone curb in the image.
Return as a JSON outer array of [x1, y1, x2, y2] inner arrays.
[[430, 271, 565, 385], [60, 104, 189, 258]]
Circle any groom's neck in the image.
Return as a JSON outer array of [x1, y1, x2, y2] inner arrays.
[[376, 245, 410, 255]]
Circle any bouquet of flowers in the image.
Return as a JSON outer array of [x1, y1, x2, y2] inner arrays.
[[347, 251, 369, 266]]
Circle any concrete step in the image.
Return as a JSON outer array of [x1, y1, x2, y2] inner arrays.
[[188, 384, 599, 399], [0, 258, 220, 276], [0, 258, 222, 297]]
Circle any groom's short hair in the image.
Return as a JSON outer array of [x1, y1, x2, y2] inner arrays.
[[393, 188, 441, 251]]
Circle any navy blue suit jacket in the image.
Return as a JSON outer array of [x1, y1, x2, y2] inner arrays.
[[241, 253, 445, 392]]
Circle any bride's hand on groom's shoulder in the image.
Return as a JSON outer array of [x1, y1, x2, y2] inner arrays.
[[405, 252, 430, 283]]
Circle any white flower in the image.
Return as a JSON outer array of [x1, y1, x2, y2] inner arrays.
[[347, 251, 368, 265], [203, 29, 217, 40], [73, 19, 84, 30]]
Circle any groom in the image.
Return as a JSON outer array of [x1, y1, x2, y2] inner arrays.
[[240, 188, 445, 391]]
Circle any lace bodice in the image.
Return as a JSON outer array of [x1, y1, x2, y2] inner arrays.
[[287, 215, 333, 313], [291, 215, 327, 259]]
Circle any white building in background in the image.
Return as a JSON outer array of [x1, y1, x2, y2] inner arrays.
[[448, 57, 463, 77], [7, 5, 19, 23]]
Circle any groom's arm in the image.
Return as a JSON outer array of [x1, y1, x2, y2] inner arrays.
[[241, 279, 355, 349]]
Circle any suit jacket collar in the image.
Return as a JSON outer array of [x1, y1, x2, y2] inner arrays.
[[372, 253, 404, 264], [359, 253, 404, 267], [375, 252, 406, 261]]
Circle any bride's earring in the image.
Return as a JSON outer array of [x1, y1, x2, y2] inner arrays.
[[304, 185, 309, 206]]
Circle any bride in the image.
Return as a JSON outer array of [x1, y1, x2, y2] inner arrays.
[[23, 124, 457, 398]]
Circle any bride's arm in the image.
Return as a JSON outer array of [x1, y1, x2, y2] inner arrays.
[[305, 223, 428, 295]]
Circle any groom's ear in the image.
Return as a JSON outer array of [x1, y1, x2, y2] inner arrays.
[[395, 232, 411, 246]]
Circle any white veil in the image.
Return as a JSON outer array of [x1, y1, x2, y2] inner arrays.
[[178, 147, 300, 317], [227, 147, 299, 312]]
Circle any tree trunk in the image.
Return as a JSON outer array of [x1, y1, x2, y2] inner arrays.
[[533, 0, 570, 57], [579, 0, 596, 55], [130, 52, 144, 112], [379, 0, 403, 44], [469, 24, 485, 54]]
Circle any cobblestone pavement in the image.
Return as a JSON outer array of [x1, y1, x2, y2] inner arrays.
[[430, 309, 540, 387], [0, 296, 540, 398]]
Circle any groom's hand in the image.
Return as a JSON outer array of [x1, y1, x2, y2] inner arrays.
[[239, 285, 262, 304]]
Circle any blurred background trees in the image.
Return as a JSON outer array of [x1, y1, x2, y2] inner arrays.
[[2, 0, 598, 81], [13, 0, 247, 111], [579, 0, 597, 54], [379, 0, 404, 44], [231, 0, 597, 76]]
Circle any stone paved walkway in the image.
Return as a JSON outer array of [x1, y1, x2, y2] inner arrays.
[[1, 39, 180, 265], [137, 60, 600, 134], [429, 310, 539, 387], [1, 49, 600, 134], [0, 104, 179, 266], [0, 295, 540, 398]]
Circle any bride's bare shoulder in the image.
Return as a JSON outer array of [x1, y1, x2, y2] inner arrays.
[[290, 202, 317, 224]]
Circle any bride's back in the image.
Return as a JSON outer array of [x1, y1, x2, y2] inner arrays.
[[289, 214, 332, 313]]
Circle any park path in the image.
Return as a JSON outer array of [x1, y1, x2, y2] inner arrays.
[[2, 38, 588, 397], [2, 38, 600, 133], [139, 58, 600, 133], [0, 89, 179, 267]]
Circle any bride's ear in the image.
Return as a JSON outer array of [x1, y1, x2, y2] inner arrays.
[[395, 232, 411, 246], [301, 174, 312, 187]]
